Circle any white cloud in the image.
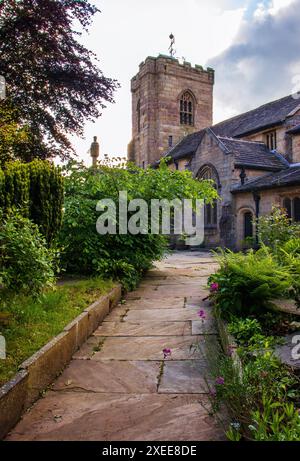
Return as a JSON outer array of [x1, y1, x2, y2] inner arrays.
[[209, 0, 300, 123]]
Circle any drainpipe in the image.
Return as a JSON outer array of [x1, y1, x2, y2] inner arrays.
[[253, 192, 261, 247], [239, 167, 246, 185]]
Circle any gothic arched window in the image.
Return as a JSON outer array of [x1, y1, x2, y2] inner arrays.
[[197, 166, 218, 227], [180, 91, 194, 126]]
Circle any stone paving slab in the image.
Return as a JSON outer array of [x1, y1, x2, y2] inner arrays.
[[146, 269, 217, 278], [7, 251, 224, 441], [95, 320, 192, 336], [6, 393, 224, 441], [122, 307, 212, 322], [158, 360, 209, 394], [139, 277, 208, 287], [126, 285, 208, 299], [91, 336, 203, 361], [53, 360, 160, 393], [122, 298, 185, 309], [72, 336, 100, 360], [192, 320, 217, 335]]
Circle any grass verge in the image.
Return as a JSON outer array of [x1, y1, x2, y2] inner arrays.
[[0, 277, 115, 386]]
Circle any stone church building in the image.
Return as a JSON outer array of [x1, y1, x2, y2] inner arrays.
[[128, 54, 300, 249]]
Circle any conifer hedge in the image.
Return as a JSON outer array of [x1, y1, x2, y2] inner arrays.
[[0, 160, 64, 244]]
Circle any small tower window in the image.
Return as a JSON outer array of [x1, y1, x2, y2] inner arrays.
[[137, 99, 141, 133], [168, 135, 173, 147], [180, 91, 194, 126]]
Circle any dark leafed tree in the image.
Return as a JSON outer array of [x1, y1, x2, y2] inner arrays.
[[0, 0, 119, 161]]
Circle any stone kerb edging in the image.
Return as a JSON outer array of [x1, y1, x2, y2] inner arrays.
[[214, 310, 243, 377], [0, 284, 122, 439]]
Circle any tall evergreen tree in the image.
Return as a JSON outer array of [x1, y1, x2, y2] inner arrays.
[[0, 0, 118, 161]]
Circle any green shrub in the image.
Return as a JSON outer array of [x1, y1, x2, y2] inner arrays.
[[59, 160, 217, 287], [0, 213, 57, 296], [0, 160, 64, 244], [250, 397, 300, 441], [28, 160, 64, 243], [209, 247, 292, 319], [258, 206, 300, 252], [228, 317, 262, 346], [209, 343, 299, 441]]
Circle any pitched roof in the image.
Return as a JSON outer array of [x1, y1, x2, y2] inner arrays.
[[166, 94, 300, 161], [232, 165, 300, 193], [212, 94, 300, 138], [218, 136, 288, 171], [167, 130, 205, 160], [286, 124, 300, 135]]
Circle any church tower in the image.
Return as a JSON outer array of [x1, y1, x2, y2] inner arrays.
[[128, 54, 215, 167]]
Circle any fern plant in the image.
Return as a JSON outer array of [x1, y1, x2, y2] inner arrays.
[[209, 247, 292, 319]]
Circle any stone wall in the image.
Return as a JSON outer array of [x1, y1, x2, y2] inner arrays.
[[130, 55, 214, 166], [292, 134, 300, 162], [234, 185, 300, 249], [190, 132, 236, 248]]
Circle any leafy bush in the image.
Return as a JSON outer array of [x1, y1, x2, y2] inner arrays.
[[258, 206, 300, 252], [250, 398, 300, 441], [0, 160, 64, 244], [228, 317, 262, 346], [209, 339, 300, 441], [59, 160, 217, 289], [0, 213, 57, 296], [209, 247, 292, 319]]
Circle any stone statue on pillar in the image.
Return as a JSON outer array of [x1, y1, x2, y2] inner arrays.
[[90, 136, 100, 167]]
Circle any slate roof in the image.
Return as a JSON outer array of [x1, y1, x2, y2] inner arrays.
[[212, 94, 300, 138], [286, 124, 300, 135], [231, 165, 300, 193], [168, 130, 205, 160], [218, 137, 288, 171], [167, 94, 300, 161]]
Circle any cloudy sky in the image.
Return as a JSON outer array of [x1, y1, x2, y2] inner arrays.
[[75, 0, 300, 164]]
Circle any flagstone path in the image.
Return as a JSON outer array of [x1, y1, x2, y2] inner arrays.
[[7, 251, 225, 441]]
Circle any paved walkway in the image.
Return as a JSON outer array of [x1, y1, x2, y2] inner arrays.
[[7, 251, 224, 441]]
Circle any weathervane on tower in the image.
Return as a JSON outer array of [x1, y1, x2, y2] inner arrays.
[[168, 33, 176, 58]]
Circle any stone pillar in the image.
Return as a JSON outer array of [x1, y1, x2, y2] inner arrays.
[[90, 136, 100, 167]]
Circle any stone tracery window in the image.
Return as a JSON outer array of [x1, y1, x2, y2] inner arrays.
[[180, 91, 194, 126], [198, 166, 218, 227]]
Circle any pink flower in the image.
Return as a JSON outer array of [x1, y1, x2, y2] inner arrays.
[[209, 389, 217, 398], [163, 348, 172, 359], [210, 282, 219, 292], [198, 309, 206, 320], [227, 346, 234, 357], [216, 376, 225, 385]]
